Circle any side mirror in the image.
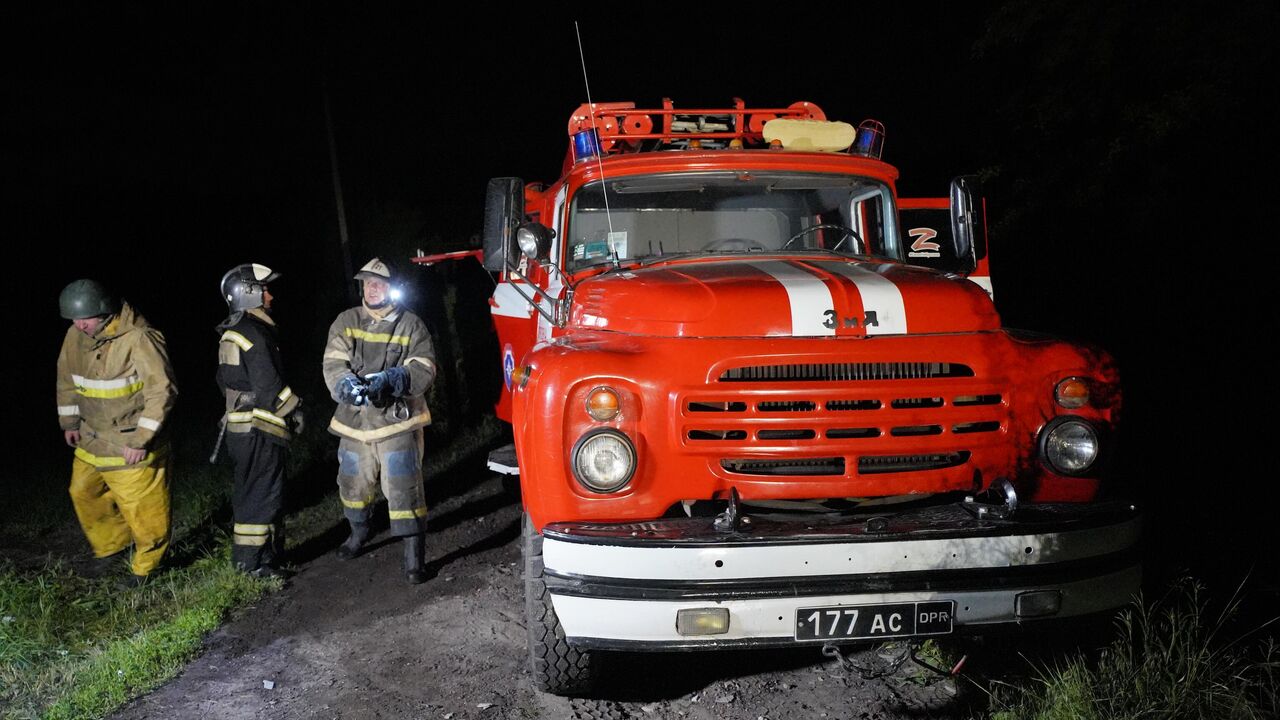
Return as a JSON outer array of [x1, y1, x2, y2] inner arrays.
[[515, 222, 555, 263], [482, 177, 524, 272], [949, 175, 987, 274]]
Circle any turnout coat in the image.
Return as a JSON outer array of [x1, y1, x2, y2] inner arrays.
[[56, 302, 178, 468], [322, 304, 436, 443]]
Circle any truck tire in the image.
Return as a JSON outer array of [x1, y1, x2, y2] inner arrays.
[[524, 513, 597, 695]]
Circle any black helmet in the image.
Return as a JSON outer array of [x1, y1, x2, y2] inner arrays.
[[59, 279, 120, 319], [220, 263, 280, 312]]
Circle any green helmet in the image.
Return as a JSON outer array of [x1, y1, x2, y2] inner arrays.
[[59, 279, 120, 320]]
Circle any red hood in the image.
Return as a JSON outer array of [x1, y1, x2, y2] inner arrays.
[[568, 257, 999, 338]]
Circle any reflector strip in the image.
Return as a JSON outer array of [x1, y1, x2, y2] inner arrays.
[[74, 447, 155, 467], [234, 523, 271, 534], [71, 374, 144, 398], [407, 357, 436, 371], [137, 417, 161, 431], [344, 328, 412, 346], [58, 405, 80, 416], [220, 331, 253, 351]]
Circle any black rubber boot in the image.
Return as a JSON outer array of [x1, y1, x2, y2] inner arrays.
[[403, 533, 426, 585], [248, 565, 289, 580], [87, 548, 128, 578], [116, 573, 149, 591], [335, 521, 369, 560]]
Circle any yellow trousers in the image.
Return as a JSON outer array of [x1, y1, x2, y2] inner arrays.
[[68, 456, 171, 576]]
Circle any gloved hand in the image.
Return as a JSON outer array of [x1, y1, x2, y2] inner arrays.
[[335, 374, 368, 406], [287, 408, 306, 435], [363, 366, 410, 407]]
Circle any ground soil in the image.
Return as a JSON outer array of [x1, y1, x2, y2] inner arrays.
[[106, 467, 979, 720]]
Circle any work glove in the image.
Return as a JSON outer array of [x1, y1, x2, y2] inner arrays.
[[287, 408, 306, 435], [363, 366, 410, 407], [335, 374, 368, 406]]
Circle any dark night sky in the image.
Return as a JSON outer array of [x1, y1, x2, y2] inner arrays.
[[9, 4, 1279, 587]]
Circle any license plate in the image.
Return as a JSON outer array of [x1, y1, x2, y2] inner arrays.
[[795, 601, 954, 641]]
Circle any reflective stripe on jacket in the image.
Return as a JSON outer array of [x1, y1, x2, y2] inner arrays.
[[56, 302, 178, 467], [322, 304, 436, 442], [216, 309, 300, 443]]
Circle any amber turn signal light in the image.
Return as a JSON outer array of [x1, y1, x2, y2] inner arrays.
[[511, 365, 532, 389], [586, 386, 621, 421], [1054, 377, 1090, 409]]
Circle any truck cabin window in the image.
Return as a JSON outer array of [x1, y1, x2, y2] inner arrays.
[[566, 172, 900, 270]]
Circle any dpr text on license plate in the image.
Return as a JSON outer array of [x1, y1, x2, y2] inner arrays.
[[795, 600, 954, 641]]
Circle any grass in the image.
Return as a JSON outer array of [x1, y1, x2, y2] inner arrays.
[[0, 434, 271, 720], [985, 578, 1279, 720], [0, 412, 502, 720], [0, 554, 272, 720]]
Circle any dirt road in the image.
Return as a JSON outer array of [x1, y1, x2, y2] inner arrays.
[[113, 471, 969, 720]]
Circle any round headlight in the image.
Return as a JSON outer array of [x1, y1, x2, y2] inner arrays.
[[572, 429, 636, 493], [1041, 419, 1100, 475]]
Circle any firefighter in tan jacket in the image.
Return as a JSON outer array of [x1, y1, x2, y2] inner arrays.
[[55, 279, 178, 585], [323, 258, 437, 584]]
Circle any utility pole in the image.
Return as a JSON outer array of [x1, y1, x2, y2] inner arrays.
[[323, 76, 357, 305]]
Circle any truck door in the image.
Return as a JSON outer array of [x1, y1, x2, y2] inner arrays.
[[898, 197, 992, 298], [483, 178, 543, 424]]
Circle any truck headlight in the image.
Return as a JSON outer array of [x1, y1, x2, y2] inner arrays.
[[572, 429, 636, 493], [1040, 418, 1100, 476]]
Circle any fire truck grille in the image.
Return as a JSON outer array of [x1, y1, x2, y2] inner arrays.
[[858, 452, 971, 474], [719, 362, 973, 382], [683, 379, 1005, 477], [721, 458, 846, 476]]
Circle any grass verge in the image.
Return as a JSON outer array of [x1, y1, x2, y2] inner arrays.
[[986, 578, 1279, 719], [1, 415, 502, 720], [1, 553, 272, 720], [0, 436, 272, 720]]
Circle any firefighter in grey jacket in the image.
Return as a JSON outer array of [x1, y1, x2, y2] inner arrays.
[[322, 258, 436, 584], [216, 263, 301, 578]]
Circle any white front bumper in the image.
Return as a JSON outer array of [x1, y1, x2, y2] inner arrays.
[[541, 512, 1141, 648]]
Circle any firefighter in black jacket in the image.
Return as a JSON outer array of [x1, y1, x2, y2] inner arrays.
[[215, 263, 302, 577]]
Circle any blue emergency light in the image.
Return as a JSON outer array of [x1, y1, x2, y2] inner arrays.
[[853, 119, 886, 159], [573, 129, 600, 163]]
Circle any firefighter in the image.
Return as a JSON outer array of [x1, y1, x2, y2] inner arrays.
[[215, 263, 302, 578], [322, 258, 436, 584], [56, 279, 178, 586]]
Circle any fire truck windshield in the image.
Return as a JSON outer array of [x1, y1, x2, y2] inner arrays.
[[566, 172, 900, 270]]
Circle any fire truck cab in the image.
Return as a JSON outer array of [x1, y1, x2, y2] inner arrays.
[[472, 99, 1139, 695]]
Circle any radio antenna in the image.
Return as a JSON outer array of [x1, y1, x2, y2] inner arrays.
[[574, 21, 619, 267]]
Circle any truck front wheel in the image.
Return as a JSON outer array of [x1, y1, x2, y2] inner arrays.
[[524, 513, 597, 695]]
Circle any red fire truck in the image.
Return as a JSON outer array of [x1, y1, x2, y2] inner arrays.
[[462, 99, 1138, 694]]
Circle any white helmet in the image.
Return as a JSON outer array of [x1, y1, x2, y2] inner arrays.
[[354, 257, 392, 282], [221, 263, 280, 311]]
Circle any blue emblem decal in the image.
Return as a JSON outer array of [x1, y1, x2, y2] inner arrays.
[[503, 344, 515, 391]]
